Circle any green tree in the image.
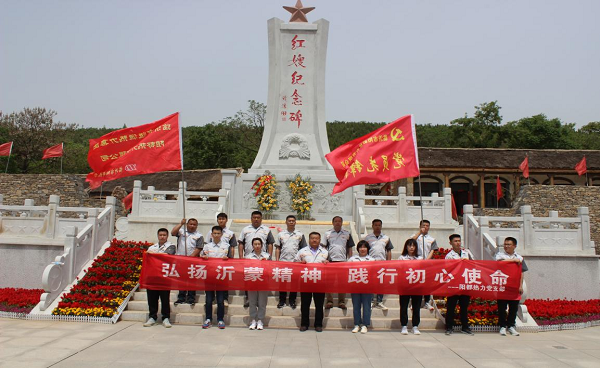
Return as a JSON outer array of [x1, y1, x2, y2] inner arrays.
[[0, 108, 78, 173], [576, 121, 600, 150], [504, 114, 578, 149], [450, 101, 503, 148]]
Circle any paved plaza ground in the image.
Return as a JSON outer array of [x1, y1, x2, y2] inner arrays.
[[1, 318, 600, 368]]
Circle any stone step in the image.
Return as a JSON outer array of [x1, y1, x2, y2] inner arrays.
[[126, 299, 438, 319], [132, 292, 410, 308], [120, 311, 443, 330]]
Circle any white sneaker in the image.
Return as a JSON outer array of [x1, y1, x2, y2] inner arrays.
[[143, 317, 157, 327], [401, 326, 408, 335], [412, 326, 421, 335], [508, 327, 520, 336], [378, 302, 388, 311], [424, 302, 434, 311], [249, 320, 257, 330], [499, 327, 507, 336], [360, 325, 368, 334], [162, 318, 172, 328], [257, 320, 264, 330], [352, 325, 360, 333]]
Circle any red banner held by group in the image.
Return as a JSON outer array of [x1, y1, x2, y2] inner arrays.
[[325, 115, 420, 194], [140, 253, 522, 300], [86, 113, 182, 189]]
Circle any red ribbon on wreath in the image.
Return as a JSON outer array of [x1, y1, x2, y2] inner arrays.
[[252, 175, 272, 196]]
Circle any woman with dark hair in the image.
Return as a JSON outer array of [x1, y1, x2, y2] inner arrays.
[[245, 237, 271, 330], [398, 238, 423, 335], [347, 240, 374, 334]]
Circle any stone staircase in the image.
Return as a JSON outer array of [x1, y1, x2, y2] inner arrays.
[[120, 290, 445, 330]]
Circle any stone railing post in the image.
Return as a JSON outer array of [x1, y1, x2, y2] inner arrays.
[[87, 208, 99, 257], [397, 187, 407, 223], [221, 169, 237, 215], [105, 196, 116, 240], [463, 205, 474, 251], [132, 180, 142, 216], [443, 188, 452, 224], [478, 217, 490, 261], [64, 226, 78, 281], [46, 195, 60, 239], [177, 181, 187, 218], [0, 194, 3, 205], [354, 188, 366, 235], [578, 207, 591, 250], [521, 205, 533, 253]]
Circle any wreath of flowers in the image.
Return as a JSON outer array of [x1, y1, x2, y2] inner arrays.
[[288, 174, 313, 220], [52, 239, 151, 317], [252, 171, 279, 216]]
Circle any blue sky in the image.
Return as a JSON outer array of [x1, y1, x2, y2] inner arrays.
[[1, 0, 598, 128]]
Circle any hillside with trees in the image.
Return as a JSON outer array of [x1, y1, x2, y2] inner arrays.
[[1, 101, 598, 174]]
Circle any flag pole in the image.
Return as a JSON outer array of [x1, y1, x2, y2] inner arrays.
[[60, 143, 64, 175], [179, 113, 188, 256]]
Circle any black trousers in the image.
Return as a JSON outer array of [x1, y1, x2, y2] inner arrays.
[[446, 295, 470, 329], [400, 295, 422, 327], [498, 299, 520, 328], [177, 290, 196, 303], [147, 289, 170, 321], [205, 291, 226, 322], [301, 292, 325, 328], [279, 291, 297, 304]]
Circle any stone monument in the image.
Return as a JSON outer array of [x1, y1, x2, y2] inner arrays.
[[223, 1, 354, 220]]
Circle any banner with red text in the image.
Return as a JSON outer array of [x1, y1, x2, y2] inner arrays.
[[141, 253, 522, 300], [86, 113, 182, 188], [325, 115, 420, 194]]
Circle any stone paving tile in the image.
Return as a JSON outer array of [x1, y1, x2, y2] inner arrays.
[[269, 356, 323, 367], [217, 355, 271, 367], [415, 356, 474, 368], [556, 358, 600, 368], [465, 358, 525, 367], [517, 358, 571, 368], [369, 356, 422, 368], [320, 356, 373, 367], [496, 347, 555, 359], [451, 347, 509, 359]]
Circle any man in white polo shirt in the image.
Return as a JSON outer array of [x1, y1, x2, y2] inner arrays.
[[324, 215, 354, 310], [364, 219, 393, 311], [171, 218, 203, 306], [411, 219, 438, 311]]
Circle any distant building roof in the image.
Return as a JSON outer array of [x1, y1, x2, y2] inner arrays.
[[418, 148, 599, 172]]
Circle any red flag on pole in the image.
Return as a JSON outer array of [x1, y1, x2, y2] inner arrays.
[[519, 156, 529, 178], [451, 193, 458, 220], [575, 156, 587, 176], [0, 142, 13, 156], [86, 113, 182, 189], [42, 143, 63, 159], [496, 176, 503, 199], [325, 115, 420, 194], [122, 192, 133, 211]]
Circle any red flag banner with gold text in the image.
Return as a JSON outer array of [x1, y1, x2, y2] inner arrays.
[[86, 113, 182, 188], [325, 115, 419, 194], [140, 253, 522, 300]]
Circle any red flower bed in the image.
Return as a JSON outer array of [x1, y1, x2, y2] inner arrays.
[[0, 288, 44, 314], [52, 239, 151, 317], [525, 299, 600, 325]]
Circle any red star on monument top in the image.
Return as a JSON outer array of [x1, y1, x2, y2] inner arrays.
[[283, 0, 315, 23]]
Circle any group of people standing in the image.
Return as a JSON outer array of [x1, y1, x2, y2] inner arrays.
[[144, 211, 526, 337]]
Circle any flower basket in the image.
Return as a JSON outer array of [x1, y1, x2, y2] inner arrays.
[[287, 174, 313, 220], [252, 171, 279, 218]]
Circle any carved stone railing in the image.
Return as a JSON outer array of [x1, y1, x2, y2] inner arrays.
[[38, 197, 116, 311], [360, 187, 455, 226], [464, 205, 595, 258], [130, 180, 230, 220], [0, 194, 100, 240]]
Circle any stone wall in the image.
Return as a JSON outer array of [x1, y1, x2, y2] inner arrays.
[[0, 174, 125, 216], [477, 185, 600, 254]]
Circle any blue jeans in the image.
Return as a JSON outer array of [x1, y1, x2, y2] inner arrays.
[[351, 293, 372, 326], [205, 291, 225, 322]]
